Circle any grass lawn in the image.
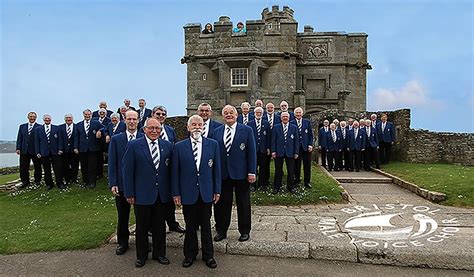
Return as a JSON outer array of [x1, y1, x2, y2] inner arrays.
[[0, 181, 118, 254], [0, 164, 342, 254], [382, 162, 474, 207], [0, 173, 20, 185]]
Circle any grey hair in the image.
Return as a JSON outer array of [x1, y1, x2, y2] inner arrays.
[[43, 114, 51, 120], [110, 113, 120, 119], [99, 108, 106, 113], [83, 109, 91, 114], [254, 107, 264, 113], [187, 114, 204, 126], [240, 102, 250, 109], [64, 113, 73, 120], [198, 102, 212, 111], [152, 105, 167, 114]]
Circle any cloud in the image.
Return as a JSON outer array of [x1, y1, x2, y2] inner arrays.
[[370, 80, 444, 111]]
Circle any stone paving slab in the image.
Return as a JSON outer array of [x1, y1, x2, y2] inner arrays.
[[342, 183, 408, 195]]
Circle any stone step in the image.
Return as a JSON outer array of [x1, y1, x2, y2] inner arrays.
[[334, 177, 392, 183]]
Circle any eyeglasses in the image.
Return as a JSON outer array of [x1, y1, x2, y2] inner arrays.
[[155, 112, 166, 116], [199, 110, 210, 112], [146, 126, 161, 130]]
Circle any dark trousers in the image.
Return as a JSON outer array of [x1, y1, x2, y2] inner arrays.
[[62, 151, 79, 184], [256, 152, 270, 189], [327, 150, 341, 171], [320, 148, 327, 167], [214, 178, 251, 235], [19, 153, 42, 185], [379, 142, 392, 164], [294, 147, 311, 185], [134, 198, 167, 261], [40, 155, 64, 188], [115, 192, 131, 247], [96, 151, 106, 178], [274, 156, 295, 191], [79, 151, 99, 185], [165, 201, 179, 229], [183, 195, 213, 260], [342, 149, 351, 170], [353, 150, 363, 170], [364, 147, 381, 170]]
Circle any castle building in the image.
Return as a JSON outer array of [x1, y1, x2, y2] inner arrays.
[[182, 6, 371, 114]]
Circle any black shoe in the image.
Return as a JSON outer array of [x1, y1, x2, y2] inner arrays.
[[238, 234, 250, 242], [356, 169, 360, 172], [135, 259, 146, 268], [304, 183, 312, 189], [89, 183, 96, 189], [169, 224, 185, 233], [115, 245, 128, 255], [154, 256, 170, 265], [213, 233, 227, 242], [182, 257, 194, 268], [203, 258, 217, 269]]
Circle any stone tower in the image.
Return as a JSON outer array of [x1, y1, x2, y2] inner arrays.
[[182, 5, 370, 115]]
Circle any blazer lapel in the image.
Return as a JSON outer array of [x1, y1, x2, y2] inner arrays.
[[186, 139, 198, 173], [140, 138, 155, 168]]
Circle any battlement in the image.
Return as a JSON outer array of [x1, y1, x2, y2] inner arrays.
[[262, 5, 295, 22]]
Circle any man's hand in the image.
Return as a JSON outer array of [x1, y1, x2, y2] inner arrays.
[[271, 152, 276, 159], [126, 197, 135, 205], [37, 154, 41, 159], [96, 130, 102, 139], [106, 135, 111, 143], [247, 174, 256, 183], [74, 149, 79, 154], [111, 186, 119, 196], [16, 150, 20, 155], [173, 196, 181, 206], [213, 193, 220, 204], [266, 149, 271, 155], [58, 150, 63, 155], [294, 154, 299, 159]]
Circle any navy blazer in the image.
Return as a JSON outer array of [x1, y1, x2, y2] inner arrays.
[[264, 113, 281, 129], [108, 132, 144, 191], [339, 127, 350, 149], [364, 126, 379, 148], [96, 117, 111, 127], [74, 120, 104, 152], [35, 125, 63, 156], [59, 123, 77, 153], [326, 130, 342, 152], [349, 128, 366, 151], [271, 123, 299, 157], [105, 121, 126, 137], [203, 119, 222, 138], [248, 118, 271, 154], [161, 124, 177, 144], [276, 111, 295, 122], [172, 137, 221, 205], [16, 122, 42, 155], [137, 108, 152, 129], [318, 126, 330, 148], [210, 123, 257, 180], [377, 121, 396, 143], [237, 113, 255, 125], [122, 137, 172, 205], [92, 109, 113, 119], [291, 118, 314, 151]]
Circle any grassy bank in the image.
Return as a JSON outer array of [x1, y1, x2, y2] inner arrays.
[[382, 162, 473, 207]]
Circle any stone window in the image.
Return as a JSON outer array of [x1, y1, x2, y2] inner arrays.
[[231, 68, 248, 87]]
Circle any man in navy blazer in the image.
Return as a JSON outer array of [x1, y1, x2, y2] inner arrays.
[[74, 109, 104, 188], [197, 103, 222, 138], [348, 121, 366, 172], [137, 98, 152, 130], [326, 123, 342, 171], [276, 100, 295, 121], [271, 112, 299, 194], [172, 115, 221, 269], [95, 108, 111, 179], [291, 107, 314, 189], [210, 105, 256, 243], [16, 111, 43, 188], [318, 120, 330, 168], [59, 114, 79, 186], [105, 113, 126, 144], [92, 101, 113, 118], [35, 114, 64, 190], [338, 121, 351, 171], [364, 119, 381, 170], [116, 98, 136, 113], [378, 114, 396, 164], [122, 118, 173, 268], [248, 107, 271, 191], [151, 105, 184, 233], [237, 102, 255, 125], [108, 110, 142, 256]]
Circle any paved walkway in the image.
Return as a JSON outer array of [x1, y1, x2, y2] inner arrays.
[[108, 167, 473, 270]]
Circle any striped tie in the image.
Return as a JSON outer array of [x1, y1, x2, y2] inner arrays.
[[243, 115, 248, 125], [113, 124, 118, 133], [256, 119, 261, 135], [140, 109, 144, 122], [151, 141, 160, 170], [28, 124, 33, 135], [298, 120, 302, 134], [160, 130, 167, 141], [355, 129, 358, 139], [268, 115, 273, 129], [85, 121, 90, 134], [129, 134, 134, 141], [46, 126, 50, 142], [283, 124, 288, 142], [67, 125, 72, 139], [225, 126, 232, 153], [332, 131, 337, 142], [192, 140, 199, 166], [202, 122, 207, 137]]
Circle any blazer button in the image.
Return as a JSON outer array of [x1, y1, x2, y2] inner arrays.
[[197, 173, 200, 176], [156, 183, 159, 186], [227, 153, 230, 157]]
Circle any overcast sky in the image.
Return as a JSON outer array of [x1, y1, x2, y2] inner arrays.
[[1, 0, 473, 140]]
